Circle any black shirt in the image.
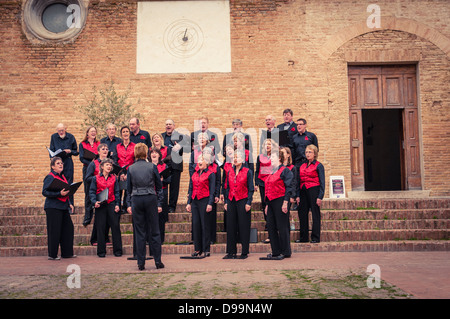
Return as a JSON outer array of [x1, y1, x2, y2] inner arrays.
[[130, 129, 152, 148], [49, 132, 79, 160]]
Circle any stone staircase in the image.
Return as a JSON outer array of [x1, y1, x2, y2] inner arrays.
[[0, 198, 449, 257]]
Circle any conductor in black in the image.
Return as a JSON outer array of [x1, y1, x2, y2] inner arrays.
[[126, 143, 164, 270]]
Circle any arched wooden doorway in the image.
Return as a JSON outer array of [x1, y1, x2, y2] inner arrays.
[[348, 64, 421, 191]]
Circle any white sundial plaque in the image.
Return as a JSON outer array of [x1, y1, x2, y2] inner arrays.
[[136, 0, 231, 74]]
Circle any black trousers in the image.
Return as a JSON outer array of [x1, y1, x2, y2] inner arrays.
[[266, 197, 291, 256], [62, 158, 74, 205], [95, 202, 122, 256], [131, 194, 162, 266], [45, 208, 74, 258], [168, 170, 182, 211], [299, 185, 321, 242], [191, 197, 212, 253], [226, 198, 251, 255], [210, 202, 217, 243], [82, 166, 94, 224], [159, 187, 169, 243]]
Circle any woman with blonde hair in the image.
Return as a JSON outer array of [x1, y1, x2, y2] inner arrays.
[[255, 138, 278, 235], [296, 144, 325, 243], [186, 152, 216, 258]]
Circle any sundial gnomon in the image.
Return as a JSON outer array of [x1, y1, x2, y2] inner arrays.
[[163, 19, 204, 59]]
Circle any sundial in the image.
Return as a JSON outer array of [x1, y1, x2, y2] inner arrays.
[[136, 1, 231, 74], [163, 19, 204, 59]]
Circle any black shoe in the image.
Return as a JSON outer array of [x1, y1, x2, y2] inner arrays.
[[310, 240, 320, 243], [98, 253, 106, 258], [238, 254, 248, 259], [204, 252, 210, 257], [127, 256, 137, 260], [223, 254, 236, 259], [114, 253, 122, 257], [155, 262, 165, 269], [138, 264, 145, 271]]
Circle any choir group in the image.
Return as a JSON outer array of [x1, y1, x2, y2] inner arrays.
[[42, 110, 325, 270]]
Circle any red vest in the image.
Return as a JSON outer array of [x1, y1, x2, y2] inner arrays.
[[49, 172, 69, 202], [157, 162, 168, 189], [160, 146, 168, 160], [82, 141, 100, 165], [191, 169, 213, 201], [222, 162, 233, 189], [227, 167, 250, 202], [265, 166, 286, 201], [258, 154, 272, 182], [300, 161, 321, 189], [93, 159, 101, 176], [96, 174, 116, 204], [116, 142, 135, 167]]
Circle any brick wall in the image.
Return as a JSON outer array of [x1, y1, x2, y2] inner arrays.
[[0, 0, 449, 207]]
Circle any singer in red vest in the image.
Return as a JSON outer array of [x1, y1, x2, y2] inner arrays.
[[113, 126, 136, 214], [296, 144, 325, 243], [150, 148, 171, 243], [79, 126, 100, 226], [255, 138, 278, 238], [263, 150, 294, 260], [89, 158, 122, 258], [223, 150, 254, 259], [42, 157, 75, 260], [186, 153, 216, 258]]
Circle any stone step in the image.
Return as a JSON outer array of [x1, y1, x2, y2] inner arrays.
[[1, 240, 449, 257], [1, 208, 449, 226], [1, 229, 448, 247], [1, 198, 449, 216], [2, 218, 449, 236]]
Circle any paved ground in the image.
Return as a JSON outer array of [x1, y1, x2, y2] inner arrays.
[[0, 251, 448, 299]]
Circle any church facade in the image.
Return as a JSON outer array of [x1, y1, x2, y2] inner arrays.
[[0, 0, 449, 207]]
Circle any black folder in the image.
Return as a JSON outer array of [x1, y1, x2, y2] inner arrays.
[[48, 178, 82, 196], [112, 163, 128, 175], [82, 149, 97, 161], [160, 167, 172, 179], [96, 188, 109, 204], [46, 146, 69, 159]]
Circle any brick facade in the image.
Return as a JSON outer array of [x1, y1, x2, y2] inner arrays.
[[0, 0, 449, 207]]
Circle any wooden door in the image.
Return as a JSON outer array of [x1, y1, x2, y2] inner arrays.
[[348, 65, 421, 191]]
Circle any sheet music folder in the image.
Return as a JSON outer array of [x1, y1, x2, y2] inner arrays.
[[48, 178, 82, 196], [83, 149, 97, 161], [46, 146, 69, 159], [96, 188, 109, 204], [160, 167, 172, 179]]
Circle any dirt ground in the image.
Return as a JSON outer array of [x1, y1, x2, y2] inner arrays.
[[0, 268, 412, 299]]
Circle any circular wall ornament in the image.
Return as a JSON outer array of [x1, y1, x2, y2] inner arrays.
[[163, 19, 204, 59], [22, 0, 88, 44]]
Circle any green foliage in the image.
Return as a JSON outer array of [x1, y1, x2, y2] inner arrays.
[[76, 81, 141, 137]]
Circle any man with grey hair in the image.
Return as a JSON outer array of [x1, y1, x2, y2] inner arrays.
[[100, 123, 122, 158], [49, 123, 79, 207]]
